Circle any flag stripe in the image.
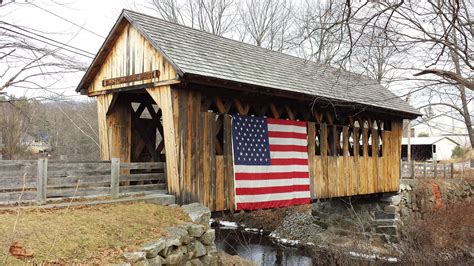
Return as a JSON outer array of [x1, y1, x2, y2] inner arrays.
[[271, 158, 309, 165], [268, 131, 307, 139], [235, 178, 310, 188], [234, 165, 309, 173], [267, 124, 307, 134], [267, 118, 307, 127], [270, 151, 308, 159], [236, 198, 311, 210], [269, 144, 308, 152], [236, 191, 311, 203], [235, 171, 310, 180], [268, 138, 307, 146], [236, 185, 310, 195]]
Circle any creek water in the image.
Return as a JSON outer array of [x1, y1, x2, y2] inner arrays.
[[214, 226, 313, 265]]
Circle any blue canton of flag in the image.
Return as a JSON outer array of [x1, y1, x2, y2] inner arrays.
[[231, 115, 271, 166]]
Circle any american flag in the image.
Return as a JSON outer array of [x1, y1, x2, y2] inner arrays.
[[231, 115, 311, 210]]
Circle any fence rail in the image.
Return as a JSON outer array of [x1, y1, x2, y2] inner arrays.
[[0, 158, 166, 205], [401, 160, 466, 179]]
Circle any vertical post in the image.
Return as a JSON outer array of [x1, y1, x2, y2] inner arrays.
[[410, 160, 415, 179], [423, 162, 427, 178], [433, 159, 438, 179], [443, 163, 447, 179], [111, 158, 120, 199], [451, 162, 455, 178], [36, 158, 47, 205]]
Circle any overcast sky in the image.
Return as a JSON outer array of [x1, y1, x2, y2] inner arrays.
[[1, 0, 157, 99]]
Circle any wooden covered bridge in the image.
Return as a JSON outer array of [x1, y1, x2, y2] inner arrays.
[[76, 10, 420, 211]]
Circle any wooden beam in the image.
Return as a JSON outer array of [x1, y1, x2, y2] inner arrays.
[[233, 99, 249, 115], [88, 79, 181, 97], [270, 103, 280, 119], [285, 106, 295, 120], [97, 94, 115, 160], [146, 85, 180, 197], [214, 96, 227, 113]]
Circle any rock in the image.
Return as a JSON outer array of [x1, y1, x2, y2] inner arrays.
[[199, 229, 216, 245], [374, 210, 397, 220], [140, 239, 166, 258], [375, 225, 398, 236], [123, 252, 147, 263], [383, 205, 399, 214], [200, 254, 218, 266], [166, 246, 188, 265], [148, 255, 166, 266], [188, 258, 204, 266], [188, 224, 206, 237], [400, 207, 410, 217], [165, 226, 190, 247], [187, 240, 207, 258], [181, 203, 211, 227], [205, 244, 217, 255], [381, 194, 401, 205]]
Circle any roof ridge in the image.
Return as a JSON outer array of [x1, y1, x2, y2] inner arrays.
[[121, 9, 361, 75]]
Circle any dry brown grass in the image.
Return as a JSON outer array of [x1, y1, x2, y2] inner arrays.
[[401, 201, 474, 263], [0, 202, 190, 264]]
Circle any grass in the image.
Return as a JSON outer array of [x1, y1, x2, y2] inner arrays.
[[0, 202, 190, 264]]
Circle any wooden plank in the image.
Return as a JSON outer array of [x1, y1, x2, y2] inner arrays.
[[0, 191, 37, 203], [208, 113, 217, 210], [353, 127, 360, 195], [307, 122, 316, 198], [215, 156, 225, 211], [119, 184, 166, 193], [111, 158, 120, 199], [120, 162, 165, 170], [47, 175, 110, 188], [36, 158, 47, 205], [47, 187, 111, 198], [223, 115, 234, 210], [320, 124, 328, 198], [343, 126, 350, 196], [96, 94, 114, 160], [147, 85, 180, 198]]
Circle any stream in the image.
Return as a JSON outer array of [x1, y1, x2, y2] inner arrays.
[[214, 226, 313, 265]]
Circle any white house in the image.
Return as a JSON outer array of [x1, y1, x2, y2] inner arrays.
[[401, 136, 459, 161]]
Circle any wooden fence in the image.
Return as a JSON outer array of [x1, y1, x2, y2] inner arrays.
[[0, 159, 166, 205], [401, 161, 454, 179]]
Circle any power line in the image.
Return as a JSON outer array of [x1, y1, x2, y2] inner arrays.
[[28, 2, 105, 39], [0, 21, 95, 56], [0, 26, 95, 59]]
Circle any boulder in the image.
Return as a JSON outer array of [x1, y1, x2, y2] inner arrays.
[[140, 239, 166, 258], [187, 258, 204, 266], [187, 240, 207, 258], [199, 229, 215, 245], [148, 255, 166, 266], [165, 226, 190, 247], [123, 252, 146, 263], [181, 203, 211, 227], [188, 224, 206, 237], [383, 205, 399, 214], [166, 246, 188, 265], [205, 244, 217, 255]]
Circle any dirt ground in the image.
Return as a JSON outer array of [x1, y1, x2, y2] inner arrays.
[[0, 202, 190, 264]]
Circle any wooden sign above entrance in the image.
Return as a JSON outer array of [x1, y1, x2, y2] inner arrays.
[[102, 70, 160, 87]]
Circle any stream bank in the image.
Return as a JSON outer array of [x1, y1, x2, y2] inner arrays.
[[216, 179, 473, 264]]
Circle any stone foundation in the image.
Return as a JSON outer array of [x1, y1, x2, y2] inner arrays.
[[123, 203, 217, 266]]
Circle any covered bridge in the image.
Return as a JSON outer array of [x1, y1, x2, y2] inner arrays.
[[76, 10, 420, 211]]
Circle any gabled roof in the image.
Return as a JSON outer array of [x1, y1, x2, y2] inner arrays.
[[402, 137, 459, 146], [77, 9, 421, 118]]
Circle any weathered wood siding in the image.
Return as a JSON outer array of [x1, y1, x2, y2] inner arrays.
[[87, 22, 177, 95], [172, 89, 234, 211], [171, 89, 403, 211], [307, 121, 403, 199]]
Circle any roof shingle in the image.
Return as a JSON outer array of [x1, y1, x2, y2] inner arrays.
[[83, 9, 421, 117]]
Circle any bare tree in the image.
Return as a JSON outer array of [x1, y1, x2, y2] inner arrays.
[[150, 0, 236, 36], [0, 98, 31, 159], [238, 0, 294, 51], [301, 1, 473, 148], [294, 0, 346, 64]]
